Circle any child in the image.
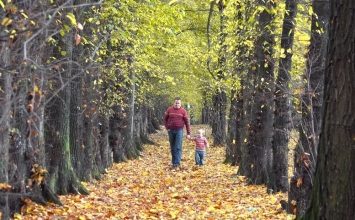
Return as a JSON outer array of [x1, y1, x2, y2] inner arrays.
[[188, 129, 210, 166]]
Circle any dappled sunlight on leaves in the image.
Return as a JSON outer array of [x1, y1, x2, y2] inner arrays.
[[18, 126, 295, 219]]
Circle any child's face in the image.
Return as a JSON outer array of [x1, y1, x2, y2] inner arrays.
[[197, 131, 204, 137]]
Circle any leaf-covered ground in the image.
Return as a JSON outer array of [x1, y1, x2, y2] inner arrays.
[[17, 125, 295, 219]]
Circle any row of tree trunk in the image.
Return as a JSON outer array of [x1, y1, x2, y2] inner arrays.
[[0, 1, 167, 219], [208, 0, 355, 218], [205, 0, 329, 218]]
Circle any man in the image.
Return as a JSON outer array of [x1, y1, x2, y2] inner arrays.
[[163, 97, 191, 168]]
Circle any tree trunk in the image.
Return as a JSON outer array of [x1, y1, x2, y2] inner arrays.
[[123, 70, 142, 159], [45, 30, 88, 196], [110, 105, 126, 162], [239, 67, 255, 177], [212, 91, 227, 146], [0, 44, 12, 219], [226, 87, 243, 165], [202, 91, 211, 125], [84, 70, 104, 179], [147, 106, 160, 134], [289, 0, 328, 216], [69, 66, 86, 180], [99, 114, 112, 169], [211, 0, 227, 147], [138, 105, 156, 145], [238, 0, 275, 185], [226, 2, 249, 166], [302, 0, 355, 218], [269, 0, 297, 193]]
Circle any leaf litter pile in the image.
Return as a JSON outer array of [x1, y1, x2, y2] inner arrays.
[[20, 125, 295, 219]]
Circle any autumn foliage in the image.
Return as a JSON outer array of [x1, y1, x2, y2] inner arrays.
[[12, 126, 295, 219]]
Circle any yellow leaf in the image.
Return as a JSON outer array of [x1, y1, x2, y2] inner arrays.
[[13, 213, 22, 219], [21, 12, 28, 18], [169, 210, 179, 218], [1, 17, 12, 26], [308, 6, 314, 16], [66, 13, 77, 26], [149, 209, 158, 213], [296, 177, 302, 187], [207, 206, 215, 211], [171, 192, 179, 198]]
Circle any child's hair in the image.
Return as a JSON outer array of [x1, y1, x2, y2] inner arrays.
[[198, 129, 205, 134]]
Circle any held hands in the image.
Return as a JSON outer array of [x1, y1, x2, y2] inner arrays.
[[186, 135, 191, 139]]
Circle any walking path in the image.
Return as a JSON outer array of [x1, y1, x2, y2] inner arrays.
[[21, 125, 294, 219]]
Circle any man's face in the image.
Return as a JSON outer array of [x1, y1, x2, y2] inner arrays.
[[174, 100, 181, 109]]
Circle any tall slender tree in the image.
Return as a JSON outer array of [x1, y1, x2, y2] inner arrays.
[[209, 0, 228, 147], [238, 0, 275, 185], [0, 43, 12, 220], [225, 1, 254, 166], [268, 0, 298, 193], [289, 0, 329, 216]]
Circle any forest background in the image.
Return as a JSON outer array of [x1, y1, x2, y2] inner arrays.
[[1, 0, 353, 219]]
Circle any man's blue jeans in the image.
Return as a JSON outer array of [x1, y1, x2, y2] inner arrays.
[[168, 129, 183, 166], [195, 150, 206, 166]]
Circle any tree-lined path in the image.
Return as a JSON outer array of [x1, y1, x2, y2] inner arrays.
[[17, 125, 293, 219]]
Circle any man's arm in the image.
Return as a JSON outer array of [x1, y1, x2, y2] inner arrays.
[[183, 109, 191, 136], [163, 108, 170, 130]]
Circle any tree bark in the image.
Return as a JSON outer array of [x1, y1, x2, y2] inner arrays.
[[99, 114, 112, 169], [123, 70, 141, 159], [269, 0, 297, 193], [226, 87, 242, 165], [211, 0, 227, 147], [69, 63, 86, 180], [238, 0, 275, 185], [0, 44, 12, 220], [302, 0, 355, 219], [289, 0, 328, 216], [110, 105, 126, 162], [46, 28, 88, 196]]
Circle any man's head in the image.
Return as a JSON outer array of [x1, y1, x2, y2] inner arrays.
[[173, 97, 181, 109]]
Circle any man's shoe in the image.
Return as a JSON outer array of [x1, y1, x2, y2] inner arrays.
[[169, 164, 180, 171]]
